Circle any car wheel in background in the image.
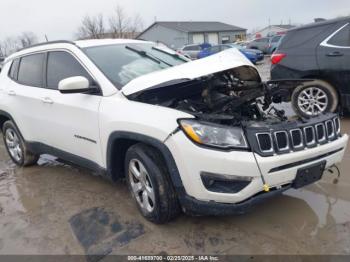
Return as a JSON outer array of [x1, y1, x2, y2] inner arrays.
[[2, 121, 39, 166], [291, 80, 339, 118], [125, 143, 180, 224]]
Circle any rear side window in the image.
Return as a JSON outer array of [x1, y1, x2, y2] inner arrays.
[[280, 24, 333, 49], [328, 24, 350, 47], [9, 59, 20, 80], [47, 51, 92, 89], [17, 53, 45, 87]]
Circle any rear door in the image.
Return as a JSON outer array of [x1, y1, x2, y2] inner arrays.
[[317, 22, 350, 94], [5, 53, 47, 142]]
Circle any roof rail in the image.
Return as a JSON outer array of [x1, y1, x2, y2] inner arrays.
[[17, 40, 76, 52]]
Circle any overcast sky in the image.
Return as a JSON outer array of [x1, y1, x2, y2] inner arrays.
[[1, 0, 349, 41]]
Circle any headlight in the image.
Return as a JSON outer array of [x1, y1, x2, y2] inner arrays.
[[179, 119, 249, 149]]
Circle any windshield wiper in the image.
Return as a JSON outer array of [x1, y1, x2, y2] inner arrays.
[[125, 45, 173, 66], [151, 46, 188, 62]]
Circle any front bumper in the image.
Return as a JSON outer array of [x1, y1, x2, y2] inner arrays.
[[179, 185, 290, 216], [165, 129, 348, 213]]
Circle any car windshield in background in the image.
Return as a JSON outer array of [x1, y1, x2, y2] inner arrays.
[[84, 43, 189, 89], [227, 44, 242, 49], [271, 36, 282, 43]]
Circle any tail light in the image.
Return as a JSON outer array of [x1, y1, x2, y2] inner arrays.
[[271, 53, 286, 64]]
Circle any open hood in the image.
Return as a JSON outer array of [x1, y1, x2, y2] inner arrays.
[[121, 48, 258, 96]]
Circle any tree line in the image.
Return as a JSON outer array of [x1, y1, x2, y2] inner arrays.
[[0, 4, 144, 57], [0, 32, 38, 57], [77, 5, 144, 40]]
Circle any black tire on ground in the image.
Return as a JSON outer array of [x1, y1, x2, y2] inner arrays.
[[291, 80, 339, 118], [124, 143, 181, 224], [2, 121, 39, 166]]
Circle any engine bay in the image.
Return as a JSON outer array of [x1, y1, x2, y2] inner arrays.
[[127, 65, 299, 127]]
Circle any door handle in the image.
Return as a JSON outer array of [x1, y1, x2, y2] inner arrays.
[[326, 51, 344, 57], [41, 97, 54, 104], [8, 90, 16, 96]]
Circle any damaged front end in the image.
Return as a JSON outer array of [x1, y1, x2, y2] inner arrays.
[[126, 62, 343, 155], [126, 65, 292, 127]]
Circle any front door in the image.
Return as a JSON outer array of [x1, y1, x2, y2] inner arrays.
[[39, 51, 103, 165]]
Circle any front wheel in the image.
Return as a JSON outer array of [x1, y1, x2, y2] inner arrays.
[[291, 80, 339, 118], [125, 144, 180, 224]]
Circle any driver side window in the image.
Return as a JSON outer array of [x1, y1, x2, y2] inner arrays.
[[46, 51, 93, 90]]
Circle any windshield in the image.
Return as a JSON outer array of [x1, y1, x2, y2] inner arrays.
[[84, 43, 189, 89]]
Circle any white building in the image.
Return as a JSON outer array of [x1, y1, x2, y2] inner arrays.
[[253, 24, 296, 38]]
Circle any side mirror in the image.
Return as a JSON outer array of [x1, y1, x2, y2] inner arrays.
[[58, 76, 92, 94]]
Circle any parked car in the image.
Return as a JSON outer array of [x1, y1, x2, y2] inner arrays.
[[271, 16, 350, 117], [246, 37, 271, 53], [268, 35, 284, 54], [177, 43, 211, 59], [197, 44, 263, 64], [0, 40, 347, 223], [227, 43, 264, 62]]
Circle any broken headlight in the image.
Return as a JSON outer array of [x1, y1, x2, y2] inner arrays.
[[179, 119, 248, 149]]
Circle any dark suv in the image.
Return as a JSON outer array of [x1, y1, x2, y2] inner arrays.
[[271, 16, 350, 118]]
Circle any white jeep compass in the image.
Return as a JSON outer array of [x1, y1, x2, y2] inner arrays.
[[0, 39, 348, 223]]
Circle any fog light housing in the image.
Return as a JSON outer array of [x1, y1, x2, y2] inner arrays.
[[200, 172, 252, 194]]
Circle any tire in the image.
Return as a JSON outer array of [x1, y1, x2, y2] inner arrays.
[[291, 80, 339, 118], [2, 121, 39, 166], [125, 143, 180, 224]]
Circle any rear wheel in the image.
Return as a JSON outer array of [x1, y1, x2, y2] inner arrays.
[[291, 80, 339, 118], [2, 121, 39, 166], [125, 143, 180, 224]]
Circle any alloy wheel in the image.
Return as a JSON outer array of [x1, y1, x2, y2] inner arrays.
[[128, 159, 155, 213], [5, 128, 22, 162], [297, 87, 328, 116]]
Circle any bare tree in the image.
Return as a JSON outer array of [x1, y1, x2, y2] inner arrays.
[[130, 14, 144, 35], [0, 32, 38, 57], [0, 37, 21, 57], [76, 14, 105, 39], [109, 5, 130, 38], [18, 32, 38, 48], [75, 4, 144, 40], [108, 5, 143, 38]]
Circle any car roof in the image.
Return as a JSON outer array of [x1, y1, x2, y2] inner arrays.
[[289, 16, 350, 32], [182, 43, 201, 47], [5, 39, 152, 62], [75, 39, 149, 48]]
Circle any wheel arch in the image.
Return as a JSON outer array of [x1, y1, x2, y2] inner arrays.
[[0, 110, 15, 133], [300, 76, 341, 108], [106, 131, 185, 193], [300, 75, 339, 94]]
